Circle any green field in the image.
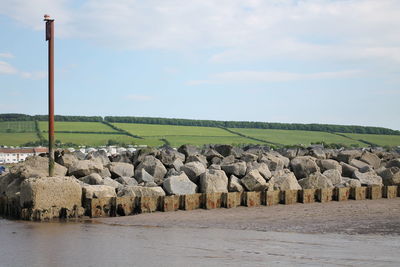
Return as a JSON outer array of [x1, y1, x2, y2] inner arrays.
[[0, 121, 36, 133], [39, 121, 117, 132], [342, 133, 400, 147], [1, 120, 399, 147], [229, 128, 365, 147], [0, 133, 39, 146]]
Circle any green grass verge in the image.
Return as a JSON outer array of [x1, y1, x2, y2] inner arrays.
[[43, 133, 137, 147], [38, 121, 118, 132], [164, 136, 261, 147], [341, 133, 400, 147], [0, 133, 39, 146], [229, 128, 365, 147], [0, 121, 36, 133]]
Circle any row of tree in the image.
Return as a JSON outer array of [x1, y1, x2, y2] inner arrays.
[[1, 113, 399, 135]]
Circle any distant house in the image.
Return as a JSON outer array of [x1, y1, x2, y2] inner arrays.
[[0, 147, 48, 164]]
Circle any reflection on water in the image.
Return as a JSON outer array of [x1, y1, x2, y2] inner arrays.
[[1, 218, 400, 267]]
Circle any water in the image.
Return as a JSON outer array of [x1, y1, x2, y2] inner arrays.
[[1, 218, 400, 266]]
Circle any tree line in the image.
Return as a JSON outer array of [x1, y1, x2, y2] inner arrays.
[[1, 113, 399, 135]]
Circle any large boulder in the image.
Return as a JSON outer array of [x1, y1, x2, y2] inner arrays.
[[349, 159, 370, 170], [82, 185, 117, 199], [56, 153, 79, 169], [163, 172, 197, 195], [0, 173, 15, 196], [352, 170, 383, 186], [20, 176, 82, 210], [134, 156, 167, 185], [241, 169, 268, 191], [135, 169, 155, 184], [85, 150, 110, 165], [79, 173, 103, 185], [308, 147, 326, 159], [158, 148, 185, 168], [177, 145, 199, 158], [298, 172, 334, 189], [117, 186, 166, 197], [199, 169, 228, 193], [228, 175, 244, 192], [204, 149, 224, 162], [221, 161, 247, 177], [378, 167, 400, 186], [290, 156, 320, 179], [115, 176, 138, 186], [5, 177, 24, 199], [341, 178, 362, 188], [340, 162, 358, 177], [260, 154, 285, 171], [360, 151, 381, 169], [180, 161, 206, 183], [271, 170, 301, 190], [107, 162, 134, 178], [68, 160, 104, 178], [133, 147, 160, 165], [240, 152, 259, 162], [323, 169, 342, 185], [10, 156, 67, 179], [109, 151, 132, 163], [336, 150, 361, 164], [317, 159, 342, 174], [185, 154, 208, 168], [387, 159, 400, 168], [102, 177, 123, 189], [246, 162, 272, 180], [214, 145, 243, 158]]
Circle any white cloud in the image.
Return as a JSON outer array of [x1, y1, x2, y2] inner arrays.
[[1, 0, 400, 66], [126, 95, 153, 101], [187, 70, 362, 85], [0, 52, 14, 58], [0, 61, 18, 75]]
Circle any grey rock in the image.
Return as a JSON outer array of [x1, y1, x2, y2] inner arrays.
[[240, 152, 259, 162], [82, 185, 116, 199], [360, 151, 381, 169], [341, 177, 362, 188], [298, 172, 334, 189], [163, 172, 197, 195], [241, 169, 268, 191], [309, 148, 326, 159], [228, 175, 244, 192], [117, 186, 166, 197], [378, 167, 400, 186], [109, 151, 132, 163], [10, 156, 67, 179], [290, 156, 320, 179], [107, 162, 134, 178], [272, 170, 301, 190], [186, 154, 208, 168], [221, 161, 247, 177], [56, 153, 79, 169], [79, 173, 103, 185], [352, 170, 383, 186], [172, 159, 184, 171], [340, 162, 358, 177], [336, 150, 361, 164], [85, 150, 110, 165], [317, 159, 342, 174], [204, 149, 224, 162], [115, 176, 138, 186], [180, 161, 206, 183], [178, 145, 199, 158], [158, 148, 185, 168], [135, 169, 155, 184], [209, 164, 221, 170], [246, 162, 271, 180], [259, 154, 285, 171], [102, 177, 123, 189], [199, 169, 229, 193], [387, 159, 400, 168], [349, 159, 370, 170], [323, 169, 342, 185], [68, 159, 104, 178], [135, 156, 167, 185]]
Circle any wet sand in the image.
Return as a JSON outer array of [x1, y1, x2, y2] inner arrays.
[[1, 199, 400, 266], [97, 198, 400, 235]]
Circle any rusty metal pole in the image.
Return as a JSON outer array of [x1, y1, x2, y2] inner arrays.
[[44, 15, 55, 177]]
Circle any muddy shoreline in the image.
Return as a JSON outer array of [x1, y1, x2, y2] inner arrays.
[[95, 198, 400, 235]]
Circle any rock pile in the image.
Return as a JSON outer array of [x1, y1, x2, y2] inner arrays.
[[1, 145, 399, 219]]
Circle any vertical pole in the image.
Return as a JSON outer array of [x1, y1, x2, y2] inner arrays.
[[45, 15, 55, 177]]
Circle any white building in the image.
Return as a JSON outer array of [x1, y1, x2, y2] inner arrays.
[[0, 147, 48, 164]]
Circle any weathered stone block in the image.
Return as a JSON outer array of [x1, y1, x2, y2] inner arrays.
[[86, 197, 116, 218], [221, 192, 241, 208], [382, 186, 397, 199], [298, 189, 316, 203], [334, 187, 350, 201], [350, 187, 367, 200], [317, 188, 333, 202], [367, 185, 382, 199], [162, 195, 180, 212], [180, 193, 203, 210], [280, 190, 298, 205], [204, 192, 223, 209], [116, 197, 135, 216], [265, 190, 280, 206], [243, 191, 262, 207], [137, 196, 162, 213]]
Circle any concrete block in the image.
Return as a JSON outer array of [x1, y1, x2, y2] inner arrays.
[[116, 197, 135, 216], [86, 197, 116, 218], [298, 189, 316, 204], [221, 192, 241, 208], [0, 196, 6, 216], [162, 195, 180, 212], [180, 193, 202, 211], [382, 186, 397, 199], [350, 187, 367, 200], [334, 187, 350, 201], [265, 190, 280, 206], [204, 193, 223, 209], [367, 185, 382, 199], [243, 192, 262, 207], [137, 196, 162, 213], [280, 190, 298, 205], [317, 188, 333, 202]]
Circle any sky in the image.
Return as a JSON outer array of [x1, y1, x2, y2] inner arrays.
[[0, 0, 399, 130]]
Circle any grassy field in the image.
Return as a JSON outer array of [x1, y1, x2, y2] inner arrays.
[[229, 128, 365, 147], [342, 133, 400, 147], [39, 121, 117, 132], [0, 133, 39, 146], [0, 121, 36, 133], [1, 121, 399, 147]]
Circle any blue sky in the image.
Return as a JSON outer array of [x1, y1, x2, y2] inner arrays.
[[0, 0, 399, 130]]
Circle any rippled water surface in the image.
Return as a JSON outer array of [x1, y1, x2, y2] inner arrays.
[[1, 218, 400, 266]]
